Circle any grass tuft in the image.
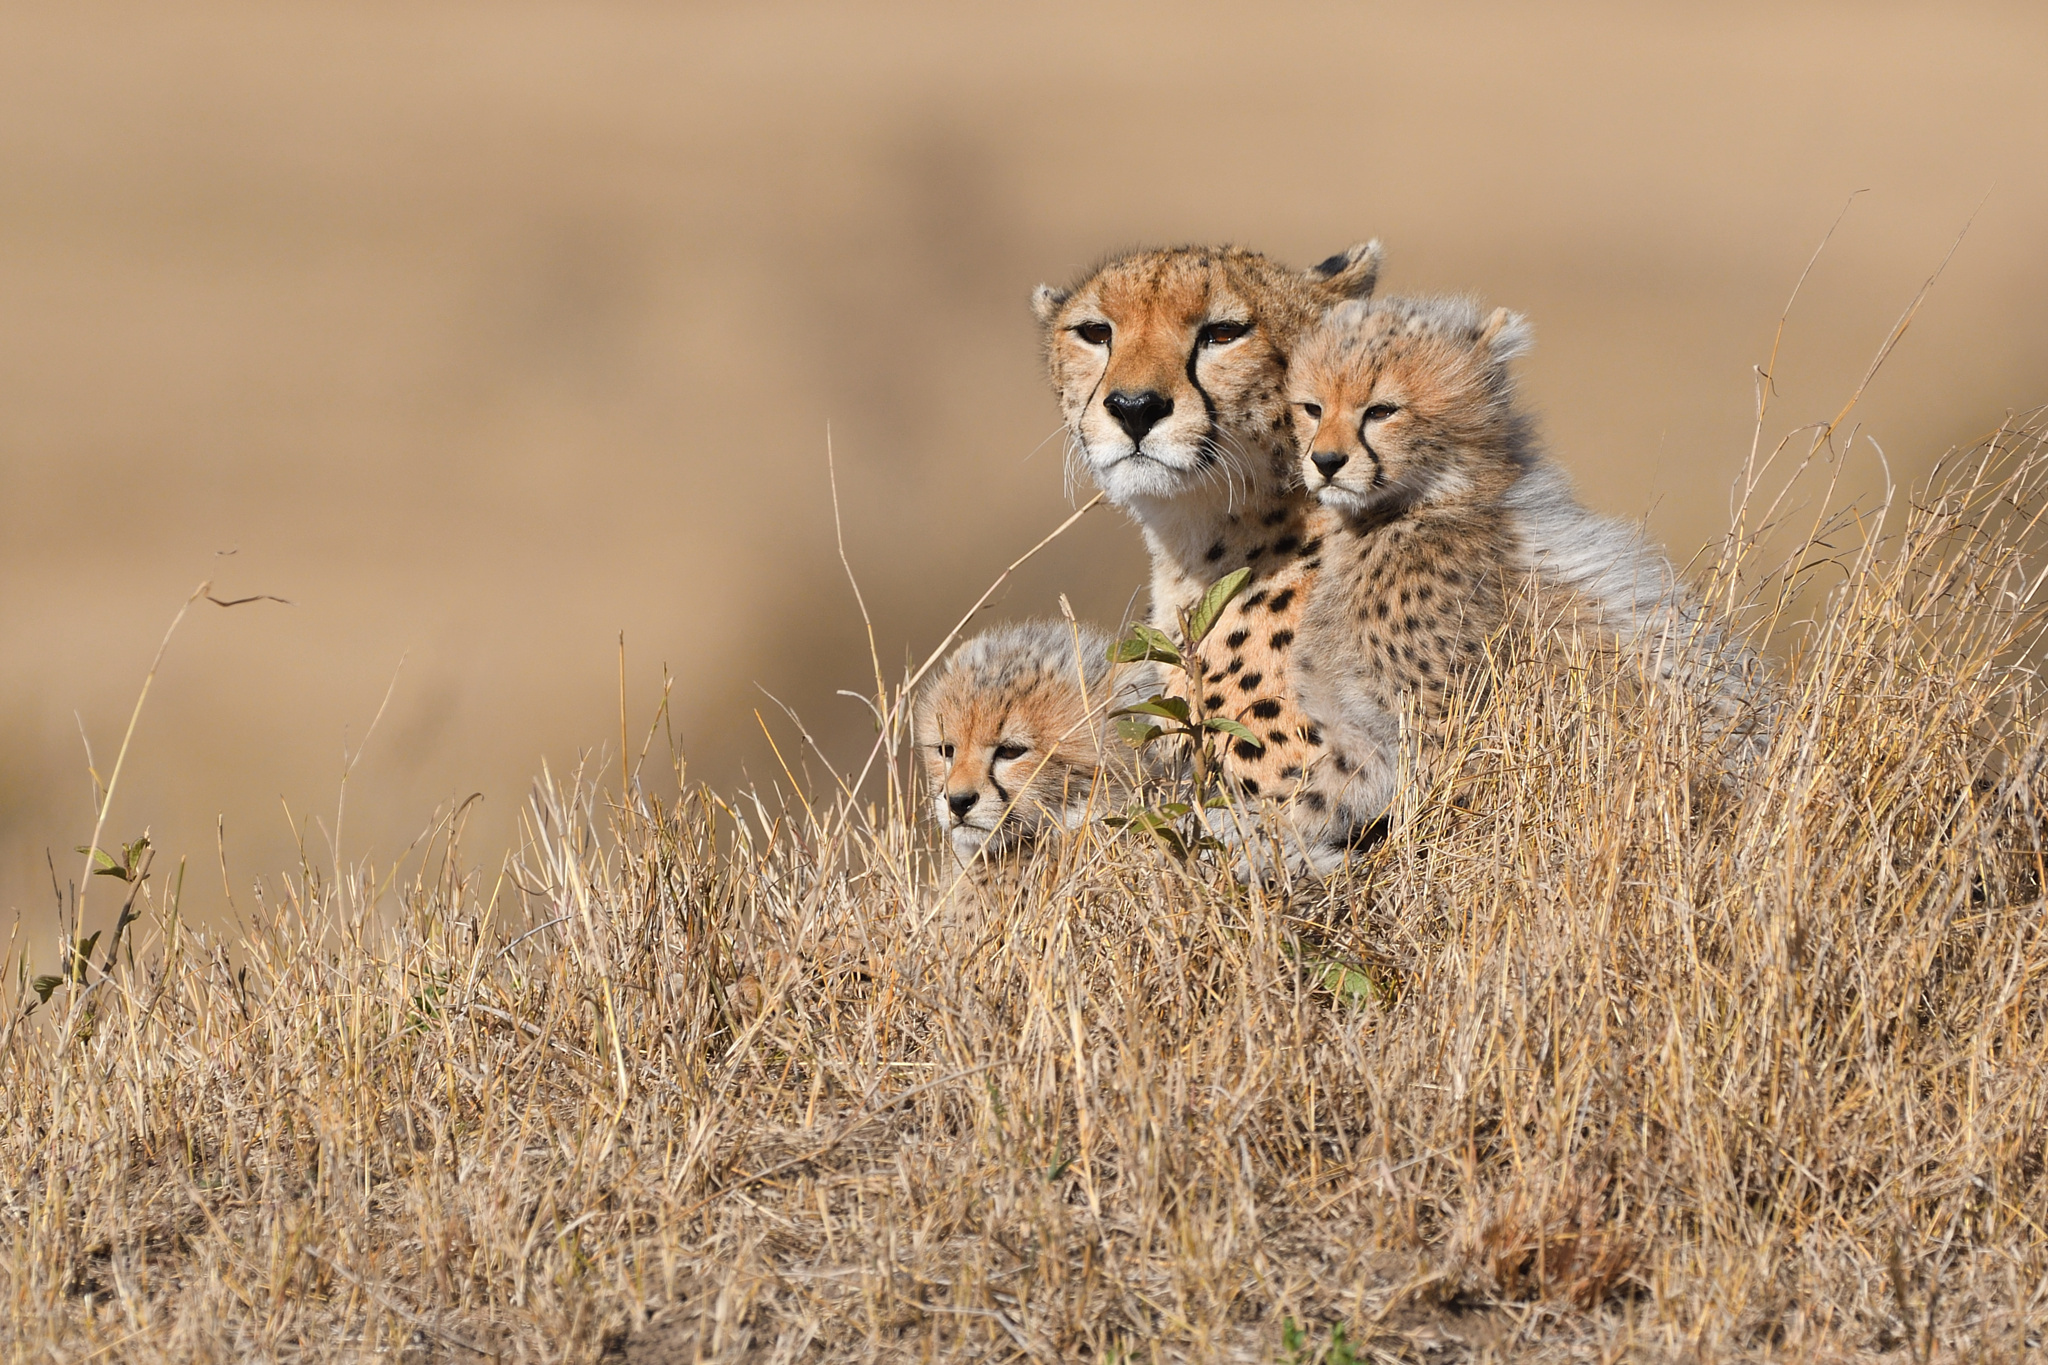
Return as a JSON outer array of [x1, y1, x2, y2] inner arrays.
[[5, 413, 2048, 1361]]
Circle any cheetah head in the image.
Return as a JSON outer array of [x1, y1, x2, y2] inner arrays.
[[1033, 243, 1381, 517], [1289, 296, 1534, 518], [912, 622, 1146, 866]]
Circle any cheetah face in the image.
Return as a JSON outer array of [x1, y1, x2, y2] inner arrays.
[[911, 622, 1143, 866], [920, 723, 1097, 864], [1290, 297, 1532, 517], [1033, 245, 1381, 514]]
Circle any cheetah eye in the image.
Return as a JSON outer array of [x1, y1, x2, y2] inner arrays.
[[1198, 320, 1252, 347], [1072, 321, 1112, 346], [936, 743, 955, 760], [1362, 403, 1401, 423], [1296, 402, 1323, 421], [993, 741, 1029, 761]]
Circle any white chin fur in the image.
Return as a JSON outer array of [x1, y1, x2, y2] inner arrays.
[[1315, 481, 1392, 516], [1082, 436, 1209, 504]]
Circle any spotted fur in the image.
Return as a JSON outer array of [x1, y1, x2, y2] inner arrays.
[[1032, 242, 1380, 799], [913, 621, 1150, 866], [1281, 295, 1770, 871]]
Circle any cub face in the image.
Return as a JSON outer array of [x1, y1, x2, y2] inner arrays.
[[1033, 243, 1382, 511], [912, 622, 1146, 865], [1289, 297, 1534, 518]]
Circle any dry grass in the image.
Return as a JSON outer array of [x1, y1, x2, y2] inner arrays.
[[6, 412, 2048, 1363]]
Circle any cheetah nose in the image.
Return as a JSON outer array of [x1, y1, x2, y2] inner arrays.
[[947, 791, 979, 819], [1104, 389, 1173, 442], [1310, 450, 1349, 480]]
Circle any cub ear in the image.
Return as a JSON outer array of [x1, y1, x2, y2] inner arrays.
[[1478, 307, 1533, 363], [1030, 284, 1070, 324], [1304, 240, 1383, 301]]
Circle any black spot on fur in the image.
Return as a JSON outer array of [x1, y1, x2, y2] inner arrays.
[[1225, 629, 1250, 649], [1241, 777, 1261, 796], [1301, 791, 1328, 813], [1239, 672, 1265, 691], [1241, 589, 1269, 610], [1267, 729, 1291, 746], [1273, 535, 1300, 555], [1279, 764, 1302, 780], [1206, 693, 1225, 709], [1268, 587, 1296, 612], [1269, 629, 1294, 649], [1374, 600, 1391, 620], [1333, 753, 1352, 774], [1299, 538, 1323, 556], [1205, 541, 1226, 562], [1225, 658, 1243, 675], [1250, 698, 1283, 719], [1262, 509, 1288, 527], [1233, 738, 1263, 761], [1301, 725, 1323, 745]]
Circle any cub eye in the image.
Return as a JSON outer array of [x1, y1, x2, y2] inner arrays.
[[936, 743, 955, 759], [1198, 321, 1252, 347], [993, 742, 1029, 761], [1296, 402, 1323, 421], [1362, 403, 1401, 423], [1073, 321, 1112, 346]]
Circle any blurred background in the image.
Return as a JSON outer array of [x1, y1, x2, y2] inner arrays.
[[3, 1, 2045, 932]]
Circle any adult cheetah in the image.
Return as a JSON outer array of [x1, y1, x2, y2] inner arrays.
[[1031, 243, 1381, 803]]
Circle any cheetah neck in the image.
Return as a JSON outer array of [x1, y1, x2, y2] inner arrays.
[[1135, 477, 1322, 626]]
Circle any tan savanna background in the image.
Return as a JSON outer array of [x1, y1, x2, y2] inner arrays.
[[2, 1, 2044, 935]]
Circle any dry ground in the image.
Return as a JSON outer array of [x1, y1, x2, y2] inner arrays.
[[4, 420, 2048, 1362]]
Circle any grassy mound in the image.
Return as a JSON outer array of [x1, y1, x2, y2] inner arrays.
[[6, 416, 2048, 1362]]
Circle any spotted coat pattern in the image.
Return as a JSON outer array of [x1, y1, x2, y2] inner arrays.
[[1032, 242, 1383, 803]]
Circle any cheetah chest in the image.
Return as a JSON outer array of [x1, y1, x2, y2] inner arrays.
[[1168, 558, 1326, 800]]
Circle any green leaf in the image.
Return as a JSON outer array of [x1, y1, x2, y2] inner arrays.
[[1113, 695, 1191, 724], [75, 845, 118, 873], [70, 932, 101, 982], [1107, 624, 1182, 667], [1202, 716, 1265, 749], [1185, 567, 1252, 645], [31, 975, 62, 1004], [1113, 717, 1165, 748], [1310, 957, 1384, 1007]]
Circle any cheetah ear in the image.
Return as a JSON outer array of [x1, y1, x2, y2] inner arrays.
[[1478, 307, 1533, 363], [1030, 284, 1070, 325], [1304, 240, 1383, 301]]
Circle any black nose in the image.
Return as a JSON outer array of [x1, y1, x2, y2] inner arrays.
[[1310, 450, 1349, 479], [1104, 389, 1173, 442], [947, 791, 979, 819]]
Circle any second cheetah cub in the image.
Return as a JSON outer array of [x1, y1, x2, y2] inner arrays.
[[914, 621, 1150, 866], [1275, 295, 1765, 870]]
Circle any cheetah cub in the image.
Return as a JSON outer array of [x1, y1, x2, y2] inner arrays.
[[1278, 295, 1766, 869], [914, 621, 1151, 866]]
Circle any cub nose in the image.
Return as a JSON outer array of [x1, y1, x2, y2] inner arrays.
[[1104, 389, 1173, 442], [1310, 450, 1349, 480], [947, 791, 979, 819]]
